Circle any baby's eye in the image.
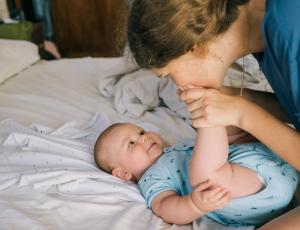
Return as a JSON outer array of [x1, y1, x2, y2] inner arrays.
[[129, 140, 135, 148], [140, 130, 145, 135]]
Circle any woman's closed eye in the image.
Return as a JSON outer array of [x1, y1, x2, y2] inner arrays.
[[158, 74, 169, 78]]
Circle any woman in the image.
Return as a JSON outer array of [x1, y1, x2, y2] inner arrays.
[[127, 0, 300, 229]]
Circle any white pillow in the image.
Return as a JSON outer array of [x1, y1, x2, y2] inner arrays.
[[0, 39, 40, 84]]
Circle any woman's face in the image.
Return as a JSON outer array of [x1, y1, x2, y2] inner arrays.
[[152, 50, 226, 89]]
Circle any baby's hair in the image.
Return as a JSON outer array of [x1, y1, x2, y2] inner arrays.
[[94, 123, 125, 173], [128, 0, 250, 69]]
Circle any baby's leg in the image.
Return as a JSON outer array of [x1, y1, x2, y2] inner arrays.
[[190, 127, 263, 198], [189, 127, 229, 187]]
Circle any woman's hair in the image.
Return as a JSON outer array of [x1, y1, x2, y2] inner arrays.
[[128, 0, 250, 69]]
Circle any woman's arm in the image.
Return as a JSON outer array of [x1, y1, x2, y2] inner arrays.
[[203, 86, 288, 144], [239, 98, 300, 170], [258, 206, 300, 230], [221, 86, 290, 123], [179, 88, 300, 171]]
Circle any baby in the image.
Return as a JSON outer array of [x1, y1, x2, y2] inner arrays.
[[94, 123, 298, 227]]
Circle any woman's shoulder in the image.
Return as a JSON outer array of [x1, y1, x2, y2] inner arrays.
[[264, 0, 300, 34]]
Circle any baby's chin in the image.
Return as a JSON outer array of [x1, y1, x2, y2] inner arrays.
[[150, 143, 164, 156], [151, 148, 164, 164]]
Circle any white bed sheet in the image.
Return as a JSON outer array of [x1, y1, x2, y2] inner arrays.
[[0, 57, 258, 230]]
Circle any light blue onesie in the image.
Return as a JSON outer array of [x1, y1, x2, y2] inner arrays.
[[138, 140, 299, 227]]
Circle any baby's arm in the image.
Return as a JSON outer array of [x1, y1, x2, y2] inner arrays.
[[190, 126, 263, 198], [152, 191, 202, 225], [151, 181, 229, 225]]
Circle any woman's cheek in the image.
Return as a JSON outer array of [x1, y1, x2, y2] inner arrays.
[[171, 74, 191, 87]]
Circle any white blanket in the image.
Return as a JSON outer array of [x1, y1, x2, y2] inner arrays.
[[97, 56, 189, 119], [0, 116, 159, 229], [0, 55, 271, 230], [97, 55, 272, 120], [0, 116, 253, 230]]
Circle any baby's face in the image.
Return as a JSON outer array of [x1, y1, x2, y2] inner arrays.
[[106, 124, 167, 179]]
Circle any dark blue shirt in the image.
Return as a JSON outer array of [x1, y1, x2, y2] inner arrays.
[[261, 0, 300, 130]]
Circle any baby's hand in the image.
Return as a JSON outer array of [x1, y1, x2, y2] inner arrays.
[[190, 180, 231, 213]]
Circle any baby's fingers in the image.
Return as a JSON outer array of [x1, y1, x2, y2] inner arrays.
[[209, 188, 230, 202], [214, 192, 231, 209], [202, 187, 223, 199]]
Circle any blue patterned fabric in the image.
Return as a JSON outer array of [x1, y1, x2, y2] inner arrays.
[[138, 140, 299, 227]]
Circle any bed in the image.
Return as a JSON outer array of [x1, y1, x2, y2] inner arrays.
[[0, 39, 286, 230]]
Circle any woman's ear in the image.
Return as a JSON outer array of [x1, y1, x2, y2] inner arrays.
[[191, 44, 207, 57], [191, 44, 198, 53], [112, 167, 133, 181]]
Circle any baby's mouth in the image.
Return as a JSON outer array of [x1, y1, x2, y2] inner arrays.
[[147, 142, 156, 152]]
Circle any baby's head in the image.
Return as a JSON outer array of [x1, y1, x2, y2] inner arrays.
[[94, 123, 168, 181]]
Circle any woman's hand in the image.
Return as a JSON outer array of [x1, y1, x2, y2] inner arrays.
[[178, 87, 247, 128]]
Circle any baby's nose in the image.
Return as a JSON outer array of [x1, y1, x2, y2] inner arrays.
[[142, 134, 149, 142]]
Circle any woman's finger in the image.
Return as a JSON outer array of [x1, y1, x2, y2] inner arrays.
[[179, 88, 206, 101], [191, 109, 205, 120], [186, 97, 206, 113], [183, 98, 195, 104]]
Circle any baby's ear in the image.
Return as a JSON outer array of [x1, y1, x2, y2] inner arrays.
[[112, 167, 133, 181]]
